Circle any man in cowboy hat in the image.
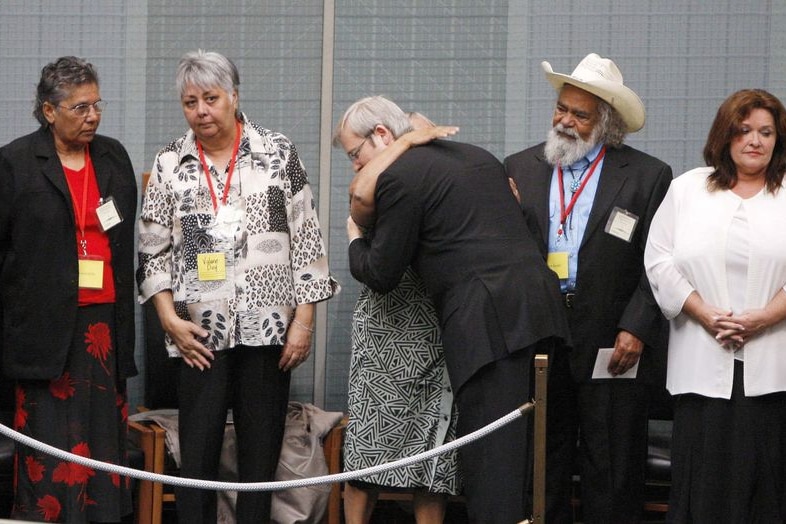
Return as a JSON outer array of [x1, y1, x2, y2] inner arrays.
[[505, 53, 672, 523]]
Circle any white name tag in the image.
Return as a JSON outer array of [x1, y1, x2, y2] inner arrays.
[[604, 207, 638, 243], [96, 197, 123, 232]]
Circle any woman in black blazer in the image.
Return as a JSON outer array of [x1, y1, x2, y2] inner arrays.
[[0, 56, 137, 522]]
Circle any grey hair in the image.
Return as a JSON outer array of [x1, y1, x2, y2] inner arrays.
[[407, 111, 435, 128], [595, 99, 628, 148], [332, 95, 412, 147], [176, 50, 239, 99], [34, 56, 99, 127]]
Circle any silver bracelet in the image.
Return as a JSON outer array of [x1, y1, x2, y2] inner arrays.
[[291, 318, 314, 333]]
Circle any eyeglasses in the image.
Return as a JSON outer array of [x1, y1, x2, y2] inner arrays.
[[58, 100, 107, 118], [346, 136, 370, 161]]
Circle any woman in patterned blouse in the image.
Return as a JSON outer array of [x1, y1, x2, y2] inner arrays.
[[137, 50, 338, 523]]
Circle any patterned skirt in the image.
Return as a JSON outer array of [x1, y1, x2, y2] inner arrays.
[[12, 303, 132, 523], [344, 268, 462, 495]]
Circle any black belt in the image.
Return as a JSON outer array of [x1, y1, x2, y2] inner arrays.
[[562, 292, 576, 308]]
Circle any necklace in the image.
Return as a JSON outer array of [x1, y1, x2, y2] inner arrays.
[[568, 159, 590, 193], [556, 147, 606, 239]]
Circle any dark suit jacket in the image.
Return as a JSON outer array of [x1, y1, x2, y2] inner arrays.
[[504, 143, 671, 385], [349, 140, 569, 392], [0, 127, 138, 380]]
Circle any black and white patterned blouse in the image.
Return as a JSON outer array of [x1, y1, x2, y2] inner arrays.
[[138, 114, 338, 356]]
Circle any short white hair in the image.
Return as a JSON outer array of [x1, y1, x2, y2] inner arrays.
[[332, 95, 412, 146]]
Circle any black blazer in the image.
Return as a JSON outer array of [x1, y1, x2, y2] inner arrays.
[[0, 127, 138, 381], [504, 143, 671, 385], [349, 140, 569, 392]]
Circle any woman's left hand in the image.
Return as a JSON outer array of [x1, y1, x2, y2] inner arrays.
[[717, 290, 786, 349], [401, 125, 459, 147], [279, 320, 313, 371], [718, 308, 769, 348]]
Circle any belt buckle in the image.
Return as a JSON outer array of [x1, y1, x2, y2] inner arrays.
[[563, 292, 575, 308]]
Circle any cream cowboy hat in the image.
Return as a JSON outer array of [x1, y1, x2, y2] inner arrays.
[[542, 53, 646, 133]]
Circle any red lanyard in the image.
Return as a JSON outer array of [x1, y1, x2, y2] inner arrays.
[[556, 146, 606, 236], [63, 148, 93, 256], [197, 120, 242, 213]]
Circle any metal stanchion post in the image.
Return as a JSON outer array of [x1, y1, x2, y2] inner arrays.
[[532, 354, 549, 523]]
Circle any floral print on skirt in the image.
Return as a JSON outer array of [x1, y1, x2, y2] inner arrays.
[[12, 303, 132, 523]]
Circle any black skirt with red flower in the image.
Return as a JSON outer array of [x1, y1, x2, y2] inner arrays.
[[12, 303, 132, 523]]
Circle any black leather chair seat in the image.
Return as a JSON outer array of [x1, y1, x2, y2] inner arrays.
[[646, 419, 672, 483], [643, 405, 673, 515]]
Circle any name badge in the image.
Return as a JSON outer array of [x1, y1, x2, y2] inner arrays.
[[96, 197, 123, 232], [78, 258, 105, 289], [605, 207, 639, 243], [197, 252, 227, 281], [547, 251, 569, 279]]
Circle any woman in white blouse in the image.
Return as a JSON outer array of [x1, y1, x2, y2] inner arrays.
[[645, 89, 786, 522]]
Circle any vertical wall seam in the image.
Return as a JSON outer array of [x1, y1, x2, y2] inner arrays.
[[314, 0, 336, 407]]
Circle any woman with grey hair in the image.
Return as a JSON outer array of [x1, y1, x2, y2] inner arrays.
[[138, 50, 338, 523], [333, 99, 463, 523], [1, 55, 137, 522]]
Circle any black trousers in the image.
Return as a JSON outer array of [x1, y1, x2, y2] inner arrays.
[[545, 348, 651, 524], [175, 345, 291, 524], [456, 340, 552, 524]]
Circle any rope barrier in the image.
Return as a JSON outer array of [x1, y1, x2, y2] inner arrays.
[[0, 401, 534, 492]]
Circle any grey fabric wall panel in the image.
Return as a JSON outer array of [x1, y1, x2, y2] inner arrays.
[[0, 0, 784, 412]]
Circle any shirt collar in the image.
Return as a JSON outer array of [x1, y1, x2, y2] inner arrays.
[[565, 142, 604, 170]]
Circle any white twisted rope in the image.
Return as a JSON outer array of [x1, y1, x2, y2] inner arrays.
[[0, 402, 533, 492]]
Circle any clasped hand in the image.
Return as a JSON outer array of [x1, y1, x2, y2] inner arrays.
[[705, 307, 768, 350]]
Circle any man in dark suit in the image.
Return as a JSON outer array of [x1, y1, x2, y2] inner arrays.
[[504, 53, 672, 523], [336, 95, 570, 523]]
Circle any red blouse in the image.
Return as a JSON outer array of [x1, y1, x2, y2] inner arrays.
[[63, 161, 116, 305]]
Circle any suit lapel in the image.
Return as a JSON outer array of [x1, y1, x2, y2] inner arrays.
[[532, 149, 553, 248], [34, 130, 75, 223], [581, 147, 629, 248], [90, 141, 113, 198], [88, 140, 123, 244]]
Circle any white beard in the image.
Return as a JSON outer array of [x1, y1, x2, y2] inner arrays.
[[544, 124, 599, 167]]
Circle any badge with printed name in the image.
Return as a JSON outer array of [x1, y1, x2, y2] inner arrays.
[[604, 207, 639, 243], [197, 252, 227, 281], [78, 257, 105, 289], [96, 197, 123, 232], [547, 251, 569, 279]]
